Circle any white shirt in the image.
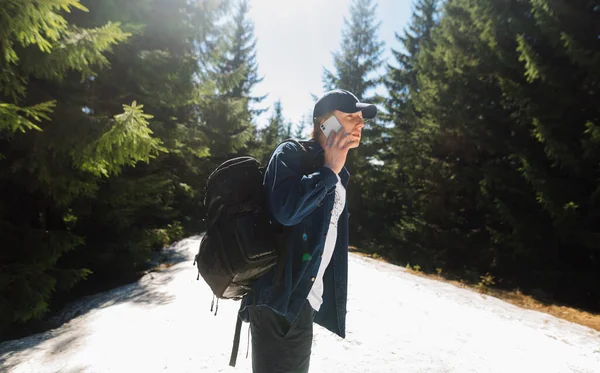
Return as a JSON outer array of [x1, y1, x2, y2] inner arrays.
[[307, 175, 346, 312]]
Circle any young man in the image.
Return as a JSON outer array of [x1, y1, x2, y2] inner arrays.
[[238, 89, 377, 372]]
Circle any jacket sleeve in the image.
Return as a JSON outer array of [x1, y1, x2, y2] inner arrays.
[[264, 141, 339, 226]]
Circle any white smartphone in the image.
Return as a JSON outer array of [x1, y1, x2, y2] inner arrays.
[[319, 115, 342, 139]]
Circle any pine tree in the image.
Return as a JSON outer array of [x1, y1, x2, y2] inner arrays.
[[282, 121, 293, 140], [322, 0, 384, 101], [0, 0, 229, 335], [321, 0, 386, 246], [379, 0, 439, 263], [55, 0, 227, 289], [263, 101, 285, 143], [0, 0, 154, 332], [293, 112, 313, 140], [254, 100, 288, 164], [224, 0, 266, 112], [414, 0, 600, 308], [0, 0, 130, 135], [385, 0, 437, 130], [293, 121, 307, 140], [200, 0, 265, 161]]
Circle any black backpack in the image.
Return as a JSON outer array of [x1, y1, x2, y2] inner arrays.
[[193, 139, 314, 366]]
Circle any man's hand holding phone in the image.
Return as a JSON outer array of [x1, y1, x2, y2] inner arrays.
[[323, 127, 356, 175]]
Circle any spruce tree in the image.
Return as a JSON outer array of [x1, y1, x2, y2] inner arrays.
[[0, 0, 152, 332], [0, 0, 130, 135], [322, 0, 384, 101], [321, 0, 386, 245], [282, 121, 293, 140], [254, 100, 288, 163], [200, 0, 264, 160], [414, 0, 600, 308], [224, 0, 266, 112], [380, 0, 439, 263], [0, 0, 229, 335], [293, 124, 305, 139], [56, 0, 230, 290]]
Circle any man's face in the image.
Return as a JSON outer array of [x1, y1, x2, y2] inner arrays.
[[333, 110, 365, 148]]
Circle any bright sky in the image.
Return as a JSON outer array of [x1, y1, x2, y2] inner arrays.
[[248, 0, 413, 132]]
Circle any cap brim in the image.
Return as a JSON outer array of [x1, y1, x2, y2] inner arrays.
[[356, 103, 377, 119]]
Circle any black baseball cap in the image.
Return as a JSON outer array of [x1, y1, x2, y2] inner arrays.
[[313, 89, 377, 120]]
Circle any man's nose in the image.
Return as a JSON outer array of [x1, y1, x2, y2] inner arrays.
[[357, 120, 365, 130]]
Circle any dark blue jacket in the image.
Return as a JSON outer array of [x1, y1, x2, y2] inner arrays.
[[238, 138, 350, 338]]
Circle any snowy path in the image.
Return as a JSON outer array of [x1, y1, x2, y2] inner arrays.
[[1, 236, 599, 373]]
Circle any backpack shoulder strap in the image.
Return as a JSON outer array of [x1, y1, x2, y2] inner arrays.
[[229, 315, 243, 367], [260, 138, 317, 179], [262, 137, 307, 162]]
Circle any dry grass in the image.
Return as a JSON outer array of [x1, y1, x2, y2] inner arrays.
[[159, 262, 174, 269], [486, 288, 600, 332], [349, 247, 600, 332], [142, 262, 173, 276]]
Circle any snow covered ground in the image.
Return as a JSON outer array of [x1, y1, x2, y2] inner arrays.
[[1, 236, 599, 373]]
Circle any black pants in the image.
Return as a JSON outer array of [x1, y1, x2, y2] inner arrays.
[[249, 301, 315, 373]]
